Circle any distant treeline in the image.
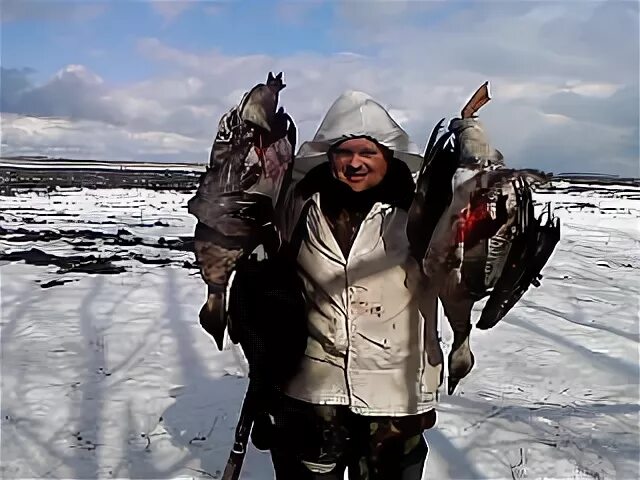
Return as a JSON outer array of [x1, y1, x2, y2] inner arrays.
[[0, 165, 205, 195], [1, 157, 637, 196]]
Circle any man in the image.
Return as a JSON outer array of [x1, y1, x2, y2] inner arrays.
[[188, 74, 501, 479]]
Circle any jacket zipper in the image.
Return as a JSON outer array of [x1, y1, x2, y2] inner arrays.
[[312, 194, 390, 407], [343, 203, 387, 406], [344, 266, 353, 403]]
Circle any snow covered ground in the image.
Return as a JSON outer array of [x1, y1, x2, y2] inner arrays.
[[1, 183, 638, 479]]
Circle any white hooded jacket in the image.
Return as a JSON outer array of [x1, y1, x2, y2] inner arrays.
[[276, 91, 443, 416]]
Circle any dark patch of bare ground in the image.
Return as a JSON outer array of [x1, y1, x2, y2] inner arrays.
[[1, 223, 199, 286], [0, 225, 192, 251]]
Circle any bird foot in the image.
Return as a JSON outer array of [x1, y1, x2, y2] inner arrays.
[[447, 340, 475, 395]]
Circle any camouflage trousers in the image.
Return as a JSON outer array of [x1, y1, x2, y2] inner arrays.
[[269, 395, 435, 480]]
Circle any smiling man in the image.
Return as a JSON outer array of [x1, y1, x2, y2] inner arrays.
[[260, 91, 440, 480], [189, 78, 499, 479], [330, 137, 389, 191]]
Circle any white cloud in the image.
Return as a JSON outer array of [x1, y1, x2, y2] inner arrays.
[[2, 1, 638, 176], [54, 64, 104, 85], [563, 82, 620, 98], [542, 113, 572, 125], [136, 37, 211, 71], [1, 113, 210, 162]]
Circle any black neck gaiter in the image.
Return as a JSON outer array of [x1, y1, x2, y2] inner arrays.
[[314, 158, 415, 257]]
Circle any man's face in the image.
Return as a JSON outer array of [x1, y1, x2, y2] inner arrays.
[[330, 137, 388, 192]]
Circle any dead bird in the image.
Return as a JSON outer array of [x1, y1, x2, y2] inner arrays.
[[409, 85, 560, 395], [187, 72, 297, 349]]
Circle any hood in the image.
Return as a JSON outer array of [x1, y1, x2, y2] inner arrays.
[[294, 90, 424, 177]]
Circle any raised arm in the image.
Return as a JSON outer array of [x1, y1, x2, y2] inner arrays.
[[187, 72, 297, 349]]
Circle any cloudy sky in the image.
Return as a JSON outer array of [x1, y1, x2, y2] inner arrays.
[[1, 0, 638, 176]]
